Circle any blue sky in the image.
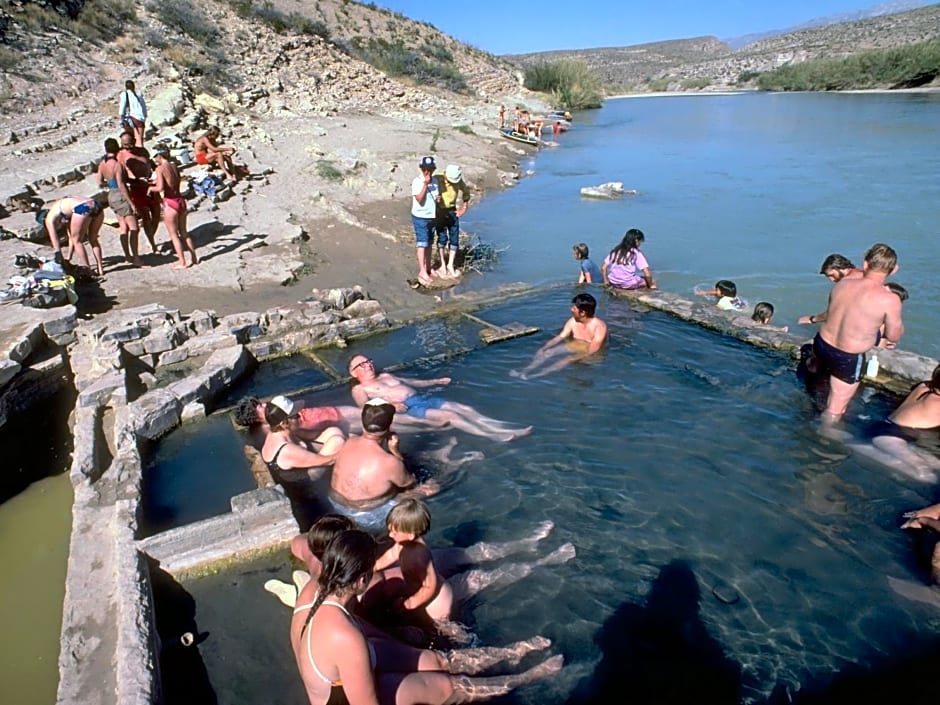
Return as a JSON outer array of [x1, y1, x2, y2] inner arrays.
[[372, 1, 930, 54]]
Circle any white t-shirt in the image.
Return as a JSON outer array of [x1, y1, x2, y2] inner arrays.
[[411, 175, 439, 218]]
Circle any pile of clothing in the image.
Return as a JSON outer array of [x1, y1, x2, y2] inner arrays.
[[191, 171, 226, 198], [1, 254, 78, 308]]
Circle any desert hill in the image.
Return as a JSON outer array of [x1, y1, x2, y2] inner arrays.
[[507, 3, 940, 91]]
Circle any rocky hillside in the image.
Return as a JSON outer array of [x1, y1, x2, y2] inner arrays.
[[508, 3, 940, 91], [0, 0, 528, 132]]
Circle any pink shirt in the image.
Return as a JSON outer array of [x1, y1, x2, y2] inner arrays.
[[603, 249, 649, 289]]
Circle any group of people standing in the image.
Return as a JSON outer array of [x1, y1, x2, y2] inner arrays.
[[33, 78, 257, 276], [409, 156, 472, 286]]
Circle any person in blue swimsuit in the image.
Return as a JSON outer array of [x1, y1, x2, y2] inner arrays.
[[348, 356, 532, 442]]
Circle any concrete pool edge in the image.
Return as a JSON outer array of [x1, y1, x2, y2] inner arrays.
[[53, 284, 939, 705]]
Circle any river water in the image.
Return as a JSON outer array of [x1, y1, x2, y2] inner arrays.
[[467, 91, 940, 360], [4, 91, 940, 705]]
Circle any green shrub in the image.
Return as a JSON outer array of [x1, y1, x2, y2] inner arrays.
[[149, 1, 219, 43], [316, 160, 344, 181], [757, 38, 940, 91], [737, 70, 760, 83], [452, 124, 473, 135], [523, 60, 602, 109], [348, 37, 467, 92], [680, 77, 710, 90], [646, 78, 670, 92], [11, 0, 136, 43], [0, 46, 20, 71]]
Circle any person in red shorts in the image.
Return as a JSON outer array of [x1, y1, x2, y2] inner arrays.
[[193, 126, 237, 181]]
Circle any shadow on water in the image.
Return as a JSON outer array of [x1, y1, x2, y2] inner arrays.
[[0, 384, 75, 503], [566, 560, 742, 705], [148, 557, 218, 705], [770, 633, 940, 705]]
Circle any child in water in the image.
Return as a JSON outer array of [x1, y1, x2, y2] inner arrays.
[[573, 243, 602, 284], [697, 279, 747, 311], [364, 498, 574, 645], [751, 302, 788, 333]]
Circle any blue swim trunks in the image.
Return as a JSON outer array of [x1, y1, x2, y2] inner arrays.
[[402, 394, 446, 418]]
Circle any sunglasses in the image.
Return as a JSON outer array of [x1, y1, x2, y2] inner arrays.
[[351, 358, 373, 372]]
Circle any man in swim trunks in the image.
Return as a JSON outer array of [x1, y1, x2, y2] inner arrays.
[[193, 126, 237, 181], [331, 399, 439, 510], [510, 292, 608, 380], [815, 243, 904, 422], [798, 253, 864, 326], [348, 356, 532, 442]]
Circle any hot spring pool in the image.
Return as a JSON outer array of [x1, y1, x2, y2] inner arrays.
[[149, 288, 940, 704]]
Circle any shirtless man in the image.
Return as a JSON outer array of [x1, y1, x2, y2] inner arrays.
[[348, 357, 531, 442], [117, 131, 159, 253], [510, 293, 607, 380], [330, 399, 438, 509], [814, 243, 903, 422], [798, 253, 864, 325], [193, 126, 237, 181]]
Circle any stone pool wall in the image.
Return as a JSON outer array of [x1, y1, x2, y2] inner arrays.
[[45, 284, 940, 704]]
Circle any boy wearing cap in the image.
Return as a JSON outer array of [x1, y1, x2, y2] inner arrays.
[[411, 156, 441, 286], [331, 399, 438, 509], [433, 164, 471, 279]]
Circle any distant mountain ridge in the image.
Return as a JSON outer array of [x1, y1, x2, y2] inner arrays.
[[507, 3, 940, 92], [723, 0, 936, 49]]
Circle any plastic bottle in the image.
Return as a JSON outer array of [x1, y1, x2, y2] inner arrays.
[[865, 352, 880, 379]]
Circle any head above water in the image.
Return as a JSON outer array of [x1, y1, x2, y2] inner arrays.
[[885, 282, 909, 302], [361, 398, 395, 434], [348, 355, 374, 376], [318, 529, 376, 596], [385, 498, 431, 537], [572, 243, 589, 260], [265, 394, 302, 428], [307, 514, 358, 561], [715, 280, 737, 298], [819, 253, 855, 276], [752, 302, 774, 324], [572, 292, 597, 317], [233, 396, 263, 427], [929, 363, 940, 392], [864, 243, 898, 274]]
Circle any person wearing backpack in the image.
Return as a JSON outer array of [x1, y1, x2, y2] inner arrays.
[[119, 80, 147, 148]]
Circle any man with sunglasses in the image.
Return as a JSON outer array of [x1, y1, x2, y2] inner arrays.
[[348, 356, 531, 442]]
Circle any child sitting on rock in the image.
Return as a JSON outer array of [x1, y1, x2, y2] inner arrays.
[[572, 242, 602, 284]]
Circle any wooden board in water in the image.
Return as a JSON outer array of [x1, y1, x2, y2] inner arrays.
[[479, 321, 540, 344]]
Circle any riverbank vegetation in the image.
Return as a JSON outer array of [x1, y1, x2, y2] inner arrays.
[[756, 39, 940, 91], [524, 60, 603, 109]]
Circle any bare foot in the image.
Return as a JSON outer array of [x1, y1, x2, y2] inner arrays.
[[508, 369, 522, 378], [531, 520, 554, 542], [263, 579, 296, 608], [292, 570, 311, 592], [443, 636, 552, 673], [131, 258, 147, 268], [170, 262, 190, 270], [535, 542, 576, 567]]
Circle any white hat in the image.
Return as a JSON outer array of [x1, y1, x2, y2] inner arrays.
[[445, 164, 462, 183], [266, 394, 304, 425]]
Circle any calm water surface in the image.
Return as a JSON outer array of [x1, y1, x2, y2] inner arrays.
[[466, 92, 940, 359], [168, 290, 939, 704]]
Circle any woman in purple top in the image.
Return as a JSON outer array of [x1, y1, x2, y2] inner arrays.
[[602, 228, 657, 290]]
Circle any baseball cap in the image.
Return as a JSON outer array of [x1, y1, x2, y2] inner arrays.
[[362, 397, 395, 433], [419, 156, 436, 170], [445, 164, 462, 183], [265, 394, 303, 426]]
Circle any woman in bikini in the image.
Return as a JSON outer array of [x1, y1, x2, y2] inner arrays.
[[290, 529, 562, 705], [38, 196, 105, 275], [150, 146, 199, 270]]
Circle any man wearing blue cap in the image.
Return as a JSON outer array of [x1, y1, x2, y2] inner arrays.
[[411, 155, 440, 286]]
